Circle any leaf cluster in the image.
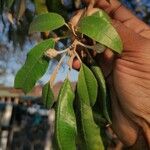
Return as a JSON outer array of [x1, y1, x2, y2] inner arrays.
[[14, 5, 123, 149]]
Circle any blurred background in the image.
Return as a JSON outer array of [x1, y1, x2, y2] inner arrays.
[[0, 0, 150, 149]]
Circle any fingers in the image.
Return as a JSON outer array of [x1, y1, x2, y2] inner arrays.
[[129, 132, 150, 150], [108, 77, 138, 146], [139, 30, 150, 39], [112, 20, 150, 52], [142, 121, 150, 146]]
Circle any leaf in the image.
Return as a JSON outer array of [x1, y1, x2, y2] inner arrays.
[[93, 111, 107, 126], [42, 82, 54, 109], [90, 66, 111, 123], [76, 64, 104, 150], [77, 64, 98, 106], [14, 38, 55, 93], [29, 12, 65, 33], [55, 79, 77, 150], [78, 15, 123, 53], [34, 0, 48, 15], [91, 9, 111, 23]]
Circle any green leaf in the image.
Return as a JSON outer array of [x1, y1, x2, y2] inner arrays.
[[93, 111, 107, 126], [14, 38, 55, 93], [34, 0, 48, 15], [42, 82, 54, 109], [91, 9, 111, 23], [90, 66, 111, 123], [77, 64, 98, 106], [78, 15, 123, 53], [76, 64, 104, 150], [29, 12, 65, 33], [55, 79, 77, 150]]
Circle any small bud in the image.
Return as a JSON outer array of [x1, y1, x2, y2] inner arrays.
[[45, 49, 58, 58]]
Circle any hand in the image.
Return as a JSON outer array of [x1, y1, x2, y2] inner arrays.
[[78, 0, 150, 147]]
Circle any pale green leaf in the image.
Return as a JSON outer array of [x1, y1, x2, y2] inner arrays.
[[77, 64, 98, 106], [14, 38, 55, 93], [76, 64, 104, 150], [55, 79, 77, 150], [29, 13, 65, 33], [78, 15, 123, 53], [42, 82, 54, 109]]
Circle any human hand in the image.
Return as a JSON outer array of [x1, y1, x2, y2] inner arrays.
[[77, 0, 150, 147]]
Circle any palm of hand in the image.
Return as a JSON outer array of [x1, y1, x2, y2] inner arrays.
[[110, 26, 150, 146]]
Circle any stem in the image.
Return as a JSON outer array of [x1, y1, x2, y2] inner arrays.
[[74, 51, 82, 63], [76, 41, 94, 49], [77, 40, 106, 53], [50, 54, 66, 87], [67, 51, 76, 70], [57, 49, 68, 54], [65, 23, 71, 30], [54, 35, 70, 42], [71, 39, 82, 63]]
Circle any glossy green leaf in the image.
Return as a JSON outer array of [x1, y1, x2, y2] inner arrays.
[[78, 15, 123, 53], [42, 82, 54, 109], [91, 66, 111, 123], [55, 79, 77, 150], [76, 64, 104, 150], [77, 64, 98, 106], [29, 13, 65, 33], [34, 0, 48, 15], [14, 38, 55, 93]]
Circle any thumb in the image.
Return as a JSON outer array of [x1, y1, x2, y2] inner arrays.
[[112, 20, 150, 52]]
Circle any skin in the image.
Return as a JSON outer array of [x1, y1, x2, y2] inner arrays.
[[74, 0, 150, 147]]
